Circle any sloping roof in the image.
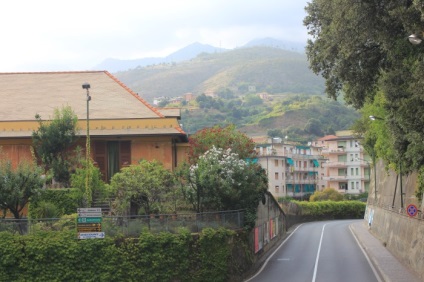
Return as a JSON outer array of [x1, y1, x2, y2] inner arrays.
[[317, 135, 338, 141], [0, 71, 164, 121], [157, 108, 181, 118], [0, 71, 188, 140]]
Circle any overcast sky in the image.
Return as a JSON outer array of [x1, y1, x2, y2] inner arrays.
[[0, 0, 309, 72]]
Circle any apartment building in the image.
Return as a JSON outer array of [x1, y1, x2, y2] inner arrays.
[[255, 138, 327, 199], [311, 131, 371, 195]]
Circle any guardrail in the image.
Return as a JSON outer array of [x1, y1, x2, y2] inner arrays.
[[0, 210, 245, 236]]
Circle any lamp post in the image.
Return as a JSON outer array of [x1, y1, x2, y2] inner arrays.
[[408, 33, 423, 45], [369, 115, 383, 121], [368, 115, 385, 202], [82, 83, 91, 207]]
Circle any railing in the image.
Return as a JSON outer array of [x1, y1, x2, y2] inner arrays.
[[0, 210, 245, 236]]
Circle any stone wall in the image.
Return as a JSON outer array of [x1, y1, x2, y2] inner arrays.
[[366, 160, 424, 279]]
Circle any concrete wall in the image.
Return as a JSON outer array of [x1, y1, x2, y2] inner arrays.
[[244, 192, 286, 279], [366, 160, 424, 279]]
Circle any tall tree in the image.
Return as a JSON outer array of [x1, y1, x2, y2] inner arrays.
[[304, 0, 424, 172], [188, 125, 257, 164], [32, 106, 79, 186]]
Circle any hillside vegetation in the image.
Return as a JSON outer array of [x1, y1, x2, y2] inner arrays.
[[114, 46, 358, 141], [114, 46, 325, 102], [180, 94, 359, 143]]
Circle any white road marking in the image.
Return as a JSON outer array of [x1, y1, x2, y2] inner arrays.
[[312, 223, 326, 282]]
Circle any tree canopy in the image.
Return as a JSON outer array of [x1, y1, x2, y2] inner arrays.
[[0, 158, 44, 220], [304, 0, 424, 172], [32, 106, 79, 186], [188, 125, 257, 164], [309, 188, 343, 202], [182, 146, 267, 229], [108, 160, 175, 215]]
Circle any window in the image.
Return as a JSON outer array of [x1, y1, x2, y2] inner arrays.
[[351, 182, 354, 190], [274, 159, 278, 166], [356, 168, 359, 175], [351, 168, 354, 176], [275, 186, 279, 193], [275, 172, 279, 180], [356, 182, 359, 189]]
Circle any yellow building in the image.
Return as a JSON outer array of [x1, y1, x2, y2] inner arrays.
[[0, 71, 189, 182]]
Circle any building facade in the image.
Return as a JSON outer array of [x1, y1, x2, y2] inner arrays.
[[255, 138, 327, 199], [312, 130, 370, 195], [256, 131, 370, 199], [0, 71, 189, 182]]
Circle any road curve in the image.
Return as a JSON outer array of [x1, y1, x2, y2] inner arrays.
[[245, 220, 380, 282]]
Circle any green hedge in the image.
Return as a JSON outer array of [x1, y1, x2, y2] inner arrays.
[[295, 200, 366, 219], [0, 228, 242, 282], [29, 189, 83, 218]]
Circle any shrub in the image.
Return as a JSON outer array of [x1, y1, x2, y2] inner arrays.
[[294, 200, 366, 219], [29, 188, 83, 218], [0, 228, 243, 282]]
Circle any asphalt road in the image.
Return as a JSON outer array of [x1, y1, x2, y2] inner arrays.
[[246, 220, 381, 282]]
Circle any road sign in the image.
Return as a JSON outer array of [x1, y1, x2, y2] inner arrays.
[[77, 208, 102, 213], [77, 212, 102, 217], [407, 204, 418, 217], [77, 217, 102, 223], [78, 232, 105, 239], [77, 223, 101, 231], [77, 227, 101, 232]]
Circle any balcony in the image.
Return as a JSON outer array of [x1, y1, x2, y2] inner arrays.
[[321, 147, 345, 154], [323, 162, 348, 168], [323, 176, 347, 181]]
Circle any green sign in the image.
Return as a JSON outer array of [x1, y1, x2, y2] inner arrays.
[[77, 217, 102, 223]]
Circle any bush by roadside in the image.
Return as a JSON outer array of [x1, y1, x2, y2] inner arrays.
[[0, 227, 251, 282]]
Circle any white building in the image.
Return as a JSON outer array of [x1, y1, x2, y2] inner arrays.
[[311, 131, 370, 195]]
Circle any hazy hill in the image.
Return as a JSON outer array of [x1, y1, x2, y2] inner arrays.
[[95, 42, 227, 73], [114, 46, 325, 102]]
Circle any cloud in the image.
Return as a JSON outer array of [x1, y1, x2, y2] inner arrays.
[[0, 0, 309, 71]]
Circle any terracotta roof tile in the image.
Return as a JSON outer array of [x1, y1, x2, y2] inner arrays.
[[0, 71, 163, 121]]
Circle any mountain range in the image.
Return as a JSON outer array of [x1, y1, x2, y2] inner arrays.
[[94, 38, 306, 73]]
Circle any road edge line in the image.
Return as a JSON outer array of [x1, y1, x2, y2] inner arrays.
[[244, 224, 303, 282]]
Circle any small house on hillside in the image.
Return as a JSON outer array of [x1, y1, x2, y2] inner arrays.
[[0, 71, 189, 182]]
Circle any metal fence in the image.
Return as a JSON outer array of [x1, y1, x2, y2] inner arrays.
[[0, 210, 245, 236]]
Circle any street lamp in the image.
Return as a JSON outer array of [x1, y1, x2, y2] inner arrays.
[[82, 82, 91, 207], [408, 33, 423, 45], [369, 115, 383, 121]]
